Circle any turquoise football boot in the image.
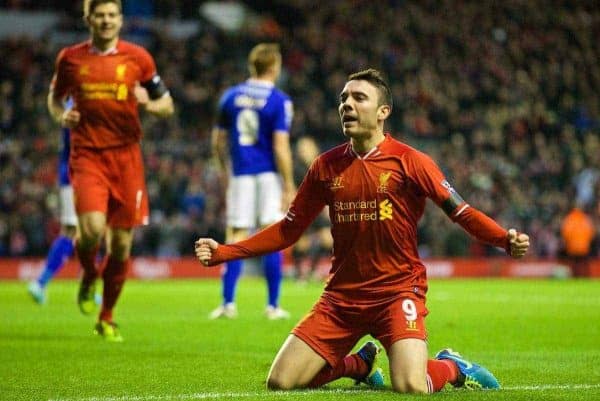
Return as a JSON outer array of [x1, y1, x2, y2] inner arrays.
[[28, 281, 46, 304], [355, 341, 385, 388], [435, 348, 500, 389]]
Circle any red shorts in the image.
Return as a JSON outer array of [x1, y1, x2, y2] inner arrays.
[[69, 142, 149, 228], [292, 293, 428, 366]]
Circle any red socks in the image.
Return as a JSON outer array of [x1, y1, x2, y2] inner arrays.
[[307, 354, 368, 388], [303, 354, 457, 392], [427, 359, 458, 392], [99, 257, 131, 323]]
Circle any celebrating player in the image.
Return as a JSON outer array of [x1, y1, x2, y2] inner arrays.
[[196, 69, 530, 392], [47, 0, 174, 341], [209, 43, 295, 320]]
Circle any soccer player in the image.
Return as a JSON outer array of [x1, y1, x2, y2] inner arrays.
[[28, 115, 77, 304], [47, 0, 174, 341], [209, 43, 295, 320], [195, 69, 530, 393]]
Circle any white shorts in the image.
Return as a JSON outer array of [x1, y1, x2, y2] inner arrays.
[[227, 172, 283, 228], [59, 185, 78, 226]]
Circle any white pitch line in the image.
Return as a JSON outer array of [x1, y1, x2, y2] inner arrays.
[[47, 384, 600, 401], [48, 389, 370, 401], [503, 384, 600, 391]]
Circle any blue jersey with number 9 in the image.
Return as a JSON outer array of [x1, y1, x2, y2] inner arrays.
[[216, 79, 293, 176]]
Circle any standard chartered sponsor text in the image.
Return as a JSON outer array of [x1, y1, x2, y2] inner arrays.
[[334, 199, 378, 223], [81, 82, 128, 100], [81, 82, 119, 91], [335, 211, 378, 222], [334, 200, 377, 211]]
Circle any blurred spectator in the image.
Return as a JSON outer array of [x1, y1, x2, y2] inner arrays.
[[560, 205, 596, 277]]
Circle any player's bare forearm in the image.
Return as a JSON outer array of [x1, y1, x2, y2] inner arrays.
[[47, 91, 66, 123], [144, 94, 174, 118], [273, 132, 296, 207], [47, 91, 80, 128], [211, 128, 230, 172], [276, 152, 295, 192]]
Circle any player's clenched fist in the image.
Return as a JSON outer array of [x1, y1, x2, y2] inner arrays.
[[60, 109, 81, 129], [195, 238, 220, 266], [507, 228, 530, 258]]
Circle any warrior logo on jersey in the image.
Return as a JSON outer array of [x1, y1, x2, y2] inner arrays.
[[330, 176, 344, 190], [79, 65, 90, 76], [379, 199, 393, 220], [116, 64, 127, 81], [377, 171, 392, 193], [406, 320, 419, 331]]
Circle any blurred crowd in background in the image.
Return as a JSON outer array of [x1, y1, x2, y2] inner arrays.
[[1, 0, 599, 259]]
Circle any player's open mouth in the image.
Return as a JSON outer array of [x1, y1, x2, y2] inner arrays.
[[342, 115, 358, 126]]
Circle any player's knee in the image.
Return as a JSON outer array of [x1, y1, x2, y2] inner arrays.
[[110, 240, 132, 260], [266, 366, 306, 391], [391, 375, 428, 394], [266, 373, 296, 391], [392, 382, 428, 394], [107, 230, 134, 260], [78, 231, 103, 249]]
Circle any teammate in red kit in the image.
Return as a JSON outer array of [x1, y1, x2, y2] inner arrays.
[[195, 69, 529, 393], [47, 0, 174, 341]]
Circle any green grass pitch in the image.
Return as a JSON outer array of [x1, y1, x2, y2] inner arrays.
[[2, 277, 600, 401]]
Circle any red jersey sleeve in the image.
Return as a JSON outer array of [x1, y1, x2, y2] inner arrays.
[[404, 149, 509, 251], [134, 46, 157, 83], [51, 48, 71, 99], [452, 207, 510, 251], [403, 149, 459, 206], [209, 158, 328, 265]]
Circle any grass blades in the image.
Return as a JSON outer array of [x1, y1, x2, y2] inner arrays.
[[2, 278, 600, 401]]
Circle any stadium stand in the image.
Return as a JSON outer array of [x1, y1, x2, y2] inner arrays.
[[0, 1, 598, 260]]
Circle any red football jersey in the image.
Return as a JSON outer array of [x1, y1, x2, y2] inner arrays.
[[51, 40, 156, 149], [212, 134, 508, 304]]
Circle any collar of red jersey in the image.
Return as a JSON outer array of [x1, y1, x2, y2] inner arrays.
[[347, 133, 390, 160], [88, 40, 119, 55]]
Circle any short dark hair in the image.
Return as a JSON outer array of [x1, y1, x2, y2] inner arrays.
[[84, 0, 122, 17], [347, 69, 393, 111]]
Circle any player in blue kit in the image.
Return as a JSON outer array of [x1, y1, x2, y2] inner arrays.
[[210, 43, 295, 320], [28, 110, 77, 304]]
